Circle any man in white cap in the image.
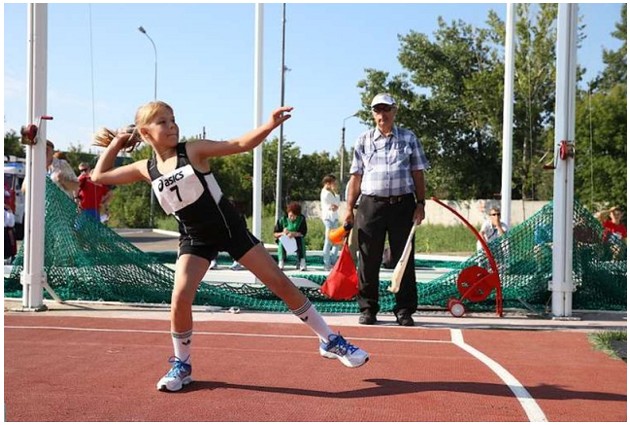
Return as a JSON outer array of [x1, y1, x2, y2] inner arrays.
[[343, 93, 429, 326]]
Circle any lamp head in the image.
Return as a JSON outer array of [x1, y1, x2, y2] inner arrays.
[[138, 26, 146, 34]]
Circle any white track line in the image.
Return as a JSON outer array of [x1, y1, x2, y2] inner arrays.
[[4, 325, 450, 345], [450, 329, 547, 422], [7, 323, 546, 421]]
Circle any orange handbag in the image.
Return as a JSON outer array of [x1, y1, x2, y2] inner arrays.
[[321, 241, 359, 300]]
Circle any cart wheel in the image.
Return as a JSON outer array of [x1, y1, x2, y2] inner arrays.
[[449, 300, 466, 317], [447, 298, 459, 310], [457, 265, 494, 302]]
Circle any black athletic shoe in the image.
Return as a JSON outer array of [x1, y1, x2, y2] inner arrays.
[[358, 312, 377, 325], [396, 313, 415, 327]]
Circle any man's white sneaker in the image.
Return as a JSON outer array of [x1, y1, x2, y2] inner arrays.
[[299, 258, 307, 271], [319, 333, 369, 368], [156, 356, 193, 392]]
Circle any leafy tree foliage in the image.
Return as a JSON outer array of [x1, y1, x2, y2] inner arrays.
[[574, 85, 627, 211], [210, 137, 339, 215], [106, 144, 154, 227], [597, 4, 626, 92], [4, 130, 25, 158], [65, 143, 99, 171], [574, 4, 627, 212], [8, 5, 625, 228], [355, 4, 592, 202]]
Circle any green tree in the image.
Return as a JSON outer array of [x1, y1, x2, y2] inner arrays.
[[106, 144, 155, 227], [261, 137, 303, 208], [574, 4, 627, 211], [65, 143, 98, 172], [574, 85, 627, 210], [355, 5, 591, 202], [597, 4, 626, 92], [210, 150, 255, 213], [4, 130, 25, 158], [504, 4, 560, 200], [359, 17, 505, 199]]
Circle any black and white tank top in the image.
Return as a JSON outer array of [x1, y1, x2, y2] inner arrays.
[[147, 143, 239, 243]]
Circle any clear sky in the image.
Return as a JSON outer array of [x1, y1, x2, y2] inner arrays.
[[3, 2, 625, 157]]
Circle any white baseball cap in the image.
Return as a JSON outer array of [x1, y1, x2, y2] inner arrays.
[[371, 93, 396, 108]]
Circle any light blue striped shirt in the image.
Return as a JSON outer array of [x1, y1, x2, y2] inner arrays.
[[349, 126, 429, 197]]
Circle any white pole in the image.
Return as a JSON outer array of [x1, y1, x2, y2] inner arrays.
[[551, 3, 578, 317], [500, 3, 515, 227], [252, 4, 264, 238], [21, 3, 48, 310]]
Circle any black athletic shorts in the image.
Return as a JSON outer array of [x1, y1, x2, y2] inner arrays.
[[178, 222, 261, 263]]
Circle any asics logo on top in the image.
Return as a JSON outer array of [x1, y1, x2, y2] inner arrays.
[[157, 170, 184, 191]]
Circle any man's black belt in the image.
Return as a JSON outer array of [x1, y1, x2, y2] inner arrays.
[[365, 193, 413, 204]]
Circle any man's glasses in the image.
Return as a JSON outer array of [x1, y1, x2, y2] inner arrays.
[[79, 169, 88, 173], [490, 213, 501, 216], [372, 105, 394, 113]]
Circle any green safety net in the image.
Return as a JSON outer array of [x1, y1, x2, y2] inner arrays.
[[5, 178, 627, 313]]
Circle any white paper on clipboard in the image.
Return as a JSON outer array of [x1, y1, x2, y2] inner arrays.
[[279, 234, 297, 255]]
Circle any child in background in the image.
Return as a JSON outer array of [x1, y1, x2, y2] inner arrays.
[[320, 174, 340, 271]]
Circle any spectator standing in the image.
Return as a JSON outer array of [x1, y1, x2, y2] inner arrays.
[[603, 206, 627, 242], [4, 191, 17, 263], [47, 141, 79, 198], [320, 174, 340, 270], [476, 207, 509, 251], [76, 162, 111, 221], [344, 93, 429, 327]]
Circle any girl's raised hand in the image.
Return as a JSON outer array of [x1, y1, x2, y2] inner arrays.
[[268, 106, 293, 129]]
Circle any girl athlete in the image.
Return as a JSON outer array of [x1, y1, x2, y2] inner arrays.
[[92, 101, 369, 392]]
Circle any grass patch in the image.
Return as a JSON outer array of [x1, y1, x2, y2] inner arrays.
[[588, 330, 627, 361], [157, 213, 476, 254]]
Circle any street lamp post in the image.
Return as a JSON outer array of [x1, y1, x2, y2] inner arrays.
[[138, 26, 157, 100], [340, 112, 358, 200], [138, 25, 158, 228], [275, 3, 288, 223]]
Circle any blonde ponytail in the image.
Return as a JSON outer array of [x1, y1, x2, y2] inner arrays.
[[93, 125, 142, 152]]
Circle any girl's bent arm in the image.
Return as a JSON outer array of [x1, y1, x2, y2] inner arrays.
[[92, 136, 149, 186]]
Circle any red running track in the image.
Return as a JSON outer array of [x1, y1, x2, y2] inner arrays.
[[4, 315, 626, 422]]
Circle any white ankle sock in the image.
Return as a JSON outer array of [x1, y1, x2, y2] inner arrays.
[[171, 330, 192, 364], [291, 300, 334, 343]]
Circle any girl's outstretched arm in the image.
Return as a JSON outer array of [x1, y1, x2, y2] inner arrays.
[[92, 133, 149, 186], [188, 106, 293, 160]]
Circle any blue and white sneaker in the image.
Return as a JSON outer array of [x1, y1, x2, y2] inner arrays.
[[156, 356, 193, 392], [319, 334, 369, 368]]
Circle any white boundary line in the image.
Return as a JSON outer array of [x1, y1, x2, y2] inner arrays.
[[5, 325, 451, 345], [5, 323, 548, 421], [450, 329, 548, 422]]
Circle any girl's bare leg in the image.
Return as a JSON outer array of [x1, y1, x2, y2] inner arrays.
[[171, 254, 209, 332], [237, 244, 308, 310], [156, 254, 209, 392]]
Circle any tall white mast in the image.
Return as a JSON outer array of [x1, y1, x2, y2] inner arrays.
[[550, 3, 579, 317], [252, 4, 264, 238], [21, 4, 49, 310], [500, 3, 515, 226]]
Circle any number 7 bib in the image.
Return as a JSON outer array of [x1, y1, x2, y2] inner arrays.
[[152, 165, 204, 215]]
